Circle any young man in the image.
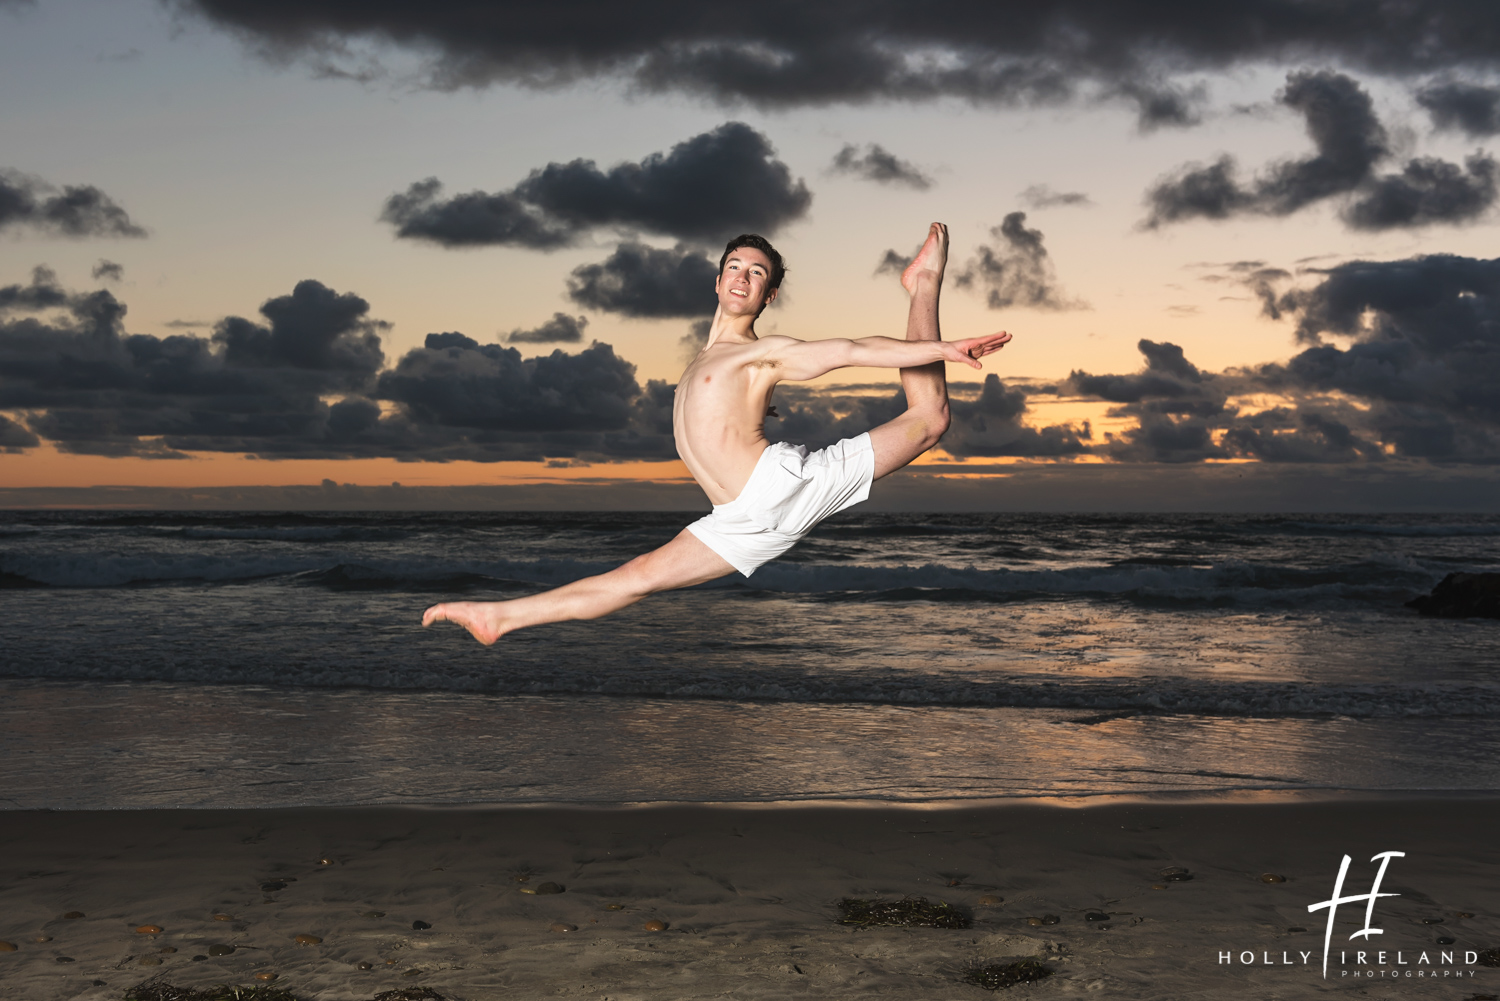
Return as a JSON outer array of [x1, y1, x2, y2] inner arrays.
[[424, 223, 1010, 644]]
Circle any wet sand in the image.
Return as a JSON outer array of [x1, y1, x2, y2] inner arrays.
[[1, 796, 1497, 999]]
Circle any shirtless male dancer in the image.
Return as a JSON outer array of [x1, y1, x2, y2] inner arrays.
[[423, 223, 1011, 644]]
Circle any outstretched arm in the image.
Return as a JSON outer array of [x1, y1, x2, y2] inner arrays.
[[765, 332, 1011, 382]]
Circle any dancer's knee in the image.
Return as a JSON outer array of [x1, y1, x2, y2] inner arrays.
[[912, 400, 950, 449]]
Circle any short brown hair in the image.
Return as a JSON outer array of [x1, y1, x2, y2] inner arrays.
[[718, 234, 786, 292]]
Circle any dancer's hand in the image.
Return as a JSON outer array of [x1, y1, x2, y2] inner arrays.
[[943, 332, 1012, 368]]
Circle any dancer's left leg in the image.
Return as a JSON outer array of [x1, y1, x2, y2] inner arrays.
[[422, 528, 735, 644]]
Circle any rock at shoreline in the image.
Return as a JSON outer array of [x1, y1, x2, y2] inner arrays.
[[1407, 572, 1500, 619]]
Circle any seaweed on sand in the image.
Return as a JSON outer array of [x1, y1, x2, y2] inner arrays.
[[122, 982, 450, 1001], [122, 984, 304, 1001], [837, 896, 971, 929], [962, 958, 1053, 991]]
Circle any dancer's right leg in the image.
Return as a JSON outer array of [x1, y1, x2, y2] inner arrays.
[[422, 528, 736, 644], [870, 222, 952, 480]]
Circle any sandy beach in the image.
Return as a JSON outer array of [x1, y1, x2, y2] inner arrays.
[[1, 796, 1496, 1000]]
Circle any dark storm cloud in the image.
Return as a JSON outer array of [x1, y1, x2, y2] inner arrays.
[[829, 143, 932, 189], [507, 312, 587, 344], [0, 268, 684, 462], [1059, 256, 1500, 464], [0, 272, 390, 458], [566, 242, 718, 318], [174, 1, 1500, 109], [1257, 255, 1500, 462], [0, 170, 146, 239], [953, 212, 1086, 311], [372, 333, 677, 460], [1418, 82, 1500, 137], [1145, 70, 1499, 230], [92, 260, 124, 282], [1343, 154, 1499, 229], [1119, 80, 1205, 131], [1019, 185, 1092, 209], [762, 377, 1089, 460], [0, 413, 38, 452], [382, 123, 810, 249]]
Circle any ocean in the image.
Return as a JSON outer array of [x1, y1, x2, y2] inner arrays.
[[2, 509, 1498, 809]]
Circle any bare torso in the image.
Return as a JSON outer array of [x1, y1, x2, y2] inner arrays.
[[673, 335, 784, 505]]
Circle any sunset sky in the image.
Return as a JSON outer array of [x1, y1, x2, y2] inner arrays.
[[2, 0, 1499, 509]]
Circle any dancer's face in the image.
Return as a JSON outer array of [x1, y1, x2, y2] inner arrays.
[[715, 247, 777, 316]]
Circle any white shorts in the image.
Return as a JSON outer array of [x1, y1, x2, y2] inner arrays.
[[687, 433, 875, 577]]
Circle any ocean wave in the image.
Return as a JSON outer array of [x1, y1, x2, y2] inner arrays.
[[0, 548, 1442, 604], [3, 655, 1495, 719], [1279, 520, 1500, 538]]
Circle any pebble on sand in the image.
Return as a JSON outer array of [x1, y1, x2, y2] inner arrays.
[[63, 911, 85, 919], [1423, 917, 1445, 924], [604, 904, 626, 911], [1259, 874, 1286, 883], [362, 911, 386, 919], [0, 941, 16, 952], [411, 920, 432, 930], [550, 923, 577, 933], [357, 962, 373, 970], [1157, 867, 1193, 882], [1027, 915, 1061, 926], [255, 972, 278, 982], [318, 858, 335, 866], [159, 947, 177, 954], [191, 955, 208, 962], [212, 914, 234, 922], [135, 925, 163, 934], [261, 881, 288, 892], [56, 956, 74, 963], [402, 968, 422, 978], [33, 936, 52, 942], [137, 956, 162, 966], [643, 920, 669, 932], [978, 895, 1004, 906], [1437, 936, 1456, 945], [1085, 912, 1110, 922], [208, 944, 235, 957], [295, 934, 323, 945], [534, 882, 565, 895]]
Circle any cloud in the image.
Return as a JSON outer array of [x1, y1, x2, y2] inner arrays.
[[761, 377, 1089, 460], [1343, 154, 1499, 230], [0, 272, 388, 458], [0, 169, 146, 239], [829, 143, 932, 189], [174, 1, 1500, 111], [0, 413, 38, 452], [1418, 82, 1500, 137], [91, 260, 124, 282], [1258, 255, 1500, 462], [382, 122, 810, 249], [566, 242, 718, 318], [1019, 185, 1092, 208], [953, 212, 1087, 311], [507, 312, 587, 344], [1145, 70, 1498, 230], [1118, 80, 1206, 131], [0, 268, 681, 463]]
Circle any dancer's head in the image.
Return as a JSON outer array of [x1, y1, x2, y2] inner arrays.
[[717, 234, 785, 316]]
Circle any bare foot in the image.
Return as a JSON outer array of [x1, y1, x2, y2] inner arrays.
[[422, 601, 508, 645], [901, 222, 948, 294]]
